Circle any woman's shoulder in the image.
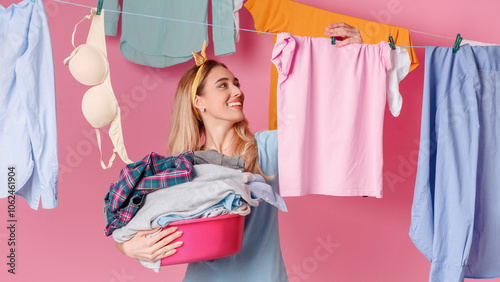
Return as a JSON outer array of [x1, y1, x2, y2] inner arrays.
[[254, 130, 278, 171], [254, 130, 277, 150]]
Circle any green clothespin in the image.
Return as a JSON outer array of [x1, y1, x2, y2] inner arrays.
[[97, 0, 104, 15], [31, 0, 36, 3], [331, 36, 336, 45], [453, 33, 463, 53], [388, 36, 396, 50]]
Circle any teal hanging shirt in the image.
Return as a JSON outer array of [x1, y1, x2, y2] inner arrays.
[[103, 0, 237, 67]]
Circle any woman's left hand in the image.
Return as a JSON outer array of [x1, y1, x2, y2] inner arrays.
[[324, 23, 363, 47]]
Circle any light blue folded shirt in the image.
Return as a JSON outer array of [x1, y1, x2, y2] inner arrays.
[[157, 193, 241, 227]]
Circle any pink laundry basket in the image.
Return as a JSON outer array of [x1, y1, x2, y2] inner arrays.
[[160, 214, 245, 266]]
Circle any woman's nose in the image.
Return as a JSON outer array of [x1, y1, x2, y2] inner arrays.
[[232, 86, 242, 97]]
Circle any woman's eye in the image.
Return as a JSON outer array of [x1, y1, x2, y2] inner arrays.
[[219, 83, 227, 88]]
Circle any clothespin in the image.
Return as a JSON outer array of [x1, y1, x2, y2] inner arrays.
[[31, 0, 36, 2], [331, 36, 336, 45], [97, 0, 104, 15], [453, 34, 463, 53], [388, 36, 396, 50]]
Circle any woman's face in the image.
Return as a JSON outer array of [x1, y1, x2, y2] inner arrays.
[[199, 65, 245, 124]]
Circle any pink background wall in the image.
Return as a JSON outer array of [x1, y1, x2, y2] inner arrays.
[[1, 0, 500, 281]]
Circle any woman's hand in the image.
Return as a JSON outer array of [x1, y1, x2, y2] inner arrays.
[[116, 226, 183, 262], [324, 22, 363, 47]]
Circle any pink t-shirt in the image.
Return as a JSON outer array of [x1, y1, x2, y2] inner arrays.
[[272, 33, 392, 198]]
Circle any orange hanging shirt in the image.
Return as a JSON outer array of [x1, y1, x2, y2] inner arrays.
[[244, 0, 419, 130]]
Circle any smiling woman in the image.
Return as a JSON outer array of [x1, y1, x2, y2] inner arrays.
[[167, 58, 266, 178], [114, 23, 362, 281], [116, 59, 287, 281]]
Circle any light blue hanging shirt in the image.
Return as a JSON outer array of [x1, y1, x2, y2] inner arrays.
[[0, 0, 59, 209], [103, 0, 236, 67], [410, 44, 500, 281], [183, 130, 288, 282]]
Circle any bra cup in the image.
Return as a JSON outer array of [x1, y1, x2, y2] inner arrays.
[[82, 84, 118, 129], [68, 44, 109, 86]]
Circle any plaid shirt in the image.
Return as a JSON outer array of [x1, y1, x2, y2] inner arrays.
[[104, 151, 195, 236]]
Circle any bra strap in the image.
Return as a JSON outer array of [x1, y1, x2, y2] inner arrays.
[[63, 9, 95, 65], [95, 128, 117, 169]]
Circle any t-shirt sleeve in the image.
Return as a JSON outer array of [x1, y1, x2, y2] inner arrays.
[[254, 130, 280, 193], [271, 33, 296, 77], [103, 0, 121, 36], [212, 0, 236, 56]]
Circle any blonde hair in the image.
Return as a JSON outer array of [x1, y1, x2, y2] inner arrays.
[[168, 60, 269, 179]]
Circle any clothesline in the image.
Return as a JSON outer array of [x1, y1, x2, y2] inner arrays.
[[51, 0, 483, 48], [52, 0, 278, 35]]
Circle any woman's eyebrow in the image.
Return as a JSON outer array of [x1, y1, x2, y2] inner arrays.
[[215, 77, 229, 84]]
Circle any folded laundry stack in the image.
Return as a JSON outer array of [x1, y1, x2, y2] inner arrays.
[[104, 150, 287, 272]]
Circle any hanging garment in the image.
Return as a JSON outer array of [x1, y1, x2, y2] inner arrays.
[[232, 0, 244, 42], [0, 0, 59, 210], [244, 0, 418, 130], [64, 8, 133, 169], [273, 33, 393, 198], [103, 0, 242, 67], [410, 44, 500, 281], [104, 151, 195, 236], [461, 39, 498, 46], [387, 46, 411, 117]]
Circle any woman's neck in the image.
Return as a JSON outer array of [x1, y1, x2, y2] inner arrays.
[[203, 123, 235, 155]]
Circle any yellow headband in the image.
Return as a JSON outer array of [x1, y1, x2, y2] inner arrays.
[[191, 41, 207, 120]]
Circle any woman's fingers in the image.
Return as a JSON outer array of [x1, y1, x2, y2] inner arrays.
[[120, 226, 183, 262], [153, 229, 183, 251], [324, 22, 363, 45], [149, 226, 179, 243], [327, 22, 349, 29], [155, 240, 184, 260], [151, 228, 184, 260]]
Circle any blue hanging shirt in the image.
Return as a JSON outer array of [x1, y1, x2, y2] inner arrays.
[[410, 44, 500, 281], [0, 0, 59, 209]]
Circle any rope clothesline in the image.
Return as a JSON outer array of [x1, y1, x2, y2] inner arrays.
[[51, 0, 486, 48]]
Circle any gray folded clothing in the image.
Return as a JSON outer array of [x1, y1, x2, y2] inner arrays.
[[193, 150, 245, 171]]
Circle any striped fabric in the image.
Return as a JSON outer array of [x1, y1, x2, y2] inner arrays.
[[104, 151, 195, 236], [191, 41, 207, 120]]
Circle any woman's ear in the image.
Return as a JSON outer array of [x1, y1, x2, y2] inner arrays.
[[194, 95, 205, 111]]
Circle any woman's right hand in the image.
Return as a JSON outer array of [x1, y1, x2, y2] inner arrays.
[[116, 226, 183, 262]]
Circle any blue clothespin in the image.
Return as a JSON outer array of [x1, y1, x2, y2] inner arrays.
[[331, 36, 336, 45], [453, 33, 463, 53], [97, 0, 104, 15], [388, 36, 396, 50]]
